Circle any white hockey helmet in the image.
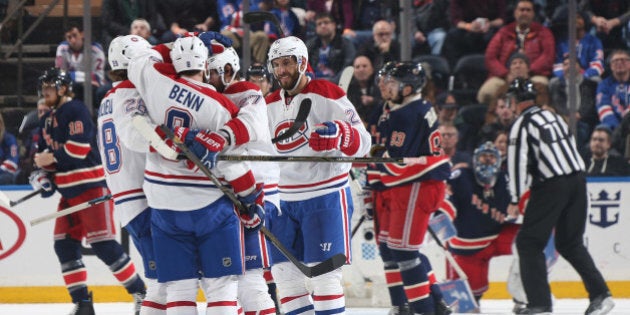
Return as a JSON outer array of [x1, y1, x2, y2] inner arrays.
[[108, 35, 151, 71], [170, 36, 209, 73], [267, 36, 308, 74], [207, 45, 240, 86]]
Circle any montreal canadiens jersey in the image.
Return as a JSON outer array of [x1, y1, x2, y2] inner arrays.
[[224, 80, 280, 208], [96, 80, 147, 226], [266, 79, 371, 201], [367, 95, 450, 188], [38, 99, 107, 198], [443, 167, 512, 256], [128, 45, 253, 211]]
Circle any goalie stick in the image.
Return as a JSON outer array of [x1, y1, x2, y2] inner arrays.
[[243, 11, 284, 37], [0, 189, 44, 208], [30, 194, 113, 226], [159, 125, 346, 278], [271, 98, 312, 144]]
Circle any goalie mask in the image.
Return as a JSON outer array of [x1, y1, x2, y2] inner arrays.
[[473, 141, 502, 196]]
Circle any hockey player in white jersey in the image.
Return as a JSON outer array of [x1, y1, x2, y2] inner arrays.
[[265, 36, 371, 314], [205, 44, 279, 315], [96, 35, 167, 315], [127, 34, 264, 315]]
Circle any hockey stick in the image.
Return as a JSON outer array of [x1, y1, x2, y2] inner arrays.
[[271, 98, 312, 144], [159, 125, 346, 278], [131, 115, 180, 160], [218, 154, 429, 164], [30, 194, 113, 226], [351, 214, 366, 238], [427, 226, 480, 313], [338, 66, 354, 93], [243, 11, 284, 37], [0, 189, 44, 208]]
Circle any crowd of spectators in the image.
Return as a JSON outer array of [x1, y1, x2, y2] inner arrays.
[[2, 0, 630, 185]]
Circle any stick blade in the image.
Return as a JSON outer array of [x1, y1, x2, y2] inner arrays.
[[304, 254, 347, 278], [0, 191, 11, 209]]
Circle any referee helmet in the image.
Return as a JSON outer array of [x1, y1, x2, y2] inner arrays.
[[507, 77, 536, 102]]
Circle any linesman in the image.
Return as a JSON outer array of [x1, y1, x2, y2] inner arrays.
[[505, 78, 614, 315]]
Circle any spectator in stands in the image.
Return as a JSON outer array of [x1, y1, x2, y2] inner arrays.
[[130, 18, 159, 45], [306, 12, 356, 81], [549, 54, 599, 153], [55, 22, 106, 108], [157, 0, 219, 42], [101, 0, 159, 49], [579, 0, 630, 51], [479, 52, 536, 105], [17, 99, 50, 185], [344, 0, 384, 49], [439, 122, 472, 170], [493, 130, 508, 170], [479, 93, 516, 145], [441, 0, 507, 68], [552, 9, 604, 82], [435, 91, 460, 126], [246, 63, 273, 97], [270, 0, 303, 38], [595, 49, 630, 130], [583, 124, 630, 176], [346, 55, 381, 123], [305, 0, 353, 39], [218, 1, 271, 64], [358, 20, 400, 73], [0, 114, 19, 185], [413, 0, 450, 56], [481, 0, 554, 105]]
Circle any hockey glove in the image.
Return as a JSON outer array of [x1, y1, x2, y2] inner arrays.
[[237, 183, 265, 231], [198, 31, 233, 52], [186, 129, 226, 170], [29, 170, 56, 198], [153, 126, 182, 158], [309, 120, 360, 155]]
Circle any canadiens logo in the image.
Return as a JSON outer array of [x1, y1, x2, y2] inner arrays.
[[274, 120, 309, 153], [0, 205, 27, 260]]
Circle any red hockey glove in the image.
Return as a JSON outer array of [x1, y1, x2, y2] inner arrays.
[[152, 126, 182, 159], [309, 120, 360, 155], [237, 183, 265, 231]]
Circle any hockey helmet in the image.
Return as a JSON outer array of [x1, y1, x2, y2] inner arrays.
[[207, 46, 240, 86], [386, 61, 427, 93], [473, 141, 502, 188], [267, 36, 308, 74], [376, 61, 397, 83], [108, 34, 151, 71], [246, 64, 269, 81], [170, 36, 209, 73], [507, 77, 536, 103], [38, 67, 72, 96]]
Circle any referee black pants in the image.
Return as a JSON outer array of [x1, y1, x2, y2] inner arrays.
[[516, 172, 609, 308]]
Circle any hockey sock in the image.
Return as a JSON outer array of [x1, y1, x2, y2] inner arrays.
[[54, 238, 89, 303], [379, 242, 408, 307], [263, 269, 280, 311], [91, 240, 145, 294], [391, 249, 435, 314], [419, 253, 444, 301]]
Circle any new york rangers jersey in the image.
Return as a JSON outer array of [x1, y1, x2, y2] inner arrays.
[[55, 41, 106, 87], [224, 81, 280, 208], [443, 167, 512, 256], [128, 45, 254, 211], [596, 75, 630, 130], [367, 95, 450, 188], [265, 79, 371, 201], [38, 99, 107, 198], [96, 80, 147, 226], [0, 132, 19, 175]]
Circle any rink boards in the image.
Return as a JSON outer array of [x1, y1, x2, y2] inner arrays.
[[0, 177, 628, 302]]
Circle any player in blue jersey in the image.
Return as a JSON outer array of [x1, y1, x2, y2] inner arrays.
[[30, 68, 145, 315], [367, 61, 452, 315]]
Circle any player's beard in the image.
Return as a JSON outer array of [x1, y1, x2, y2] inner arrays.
[[277, 69, 300, 91]]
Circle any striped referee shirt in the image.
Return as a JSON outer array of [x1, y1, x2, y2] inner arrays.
[[507, 106, 585, 204]]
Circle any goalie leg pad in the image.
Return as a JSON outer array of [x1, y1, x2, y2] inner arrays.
[[200, 275, 239, 315], [237, 269, 276, 313], [271, 262, 313, 314], [310, 268, 345, 313]]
